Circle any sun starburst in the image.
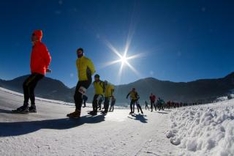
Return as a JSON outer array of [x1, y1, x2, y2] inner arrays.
[[101, 38, 144, 84]]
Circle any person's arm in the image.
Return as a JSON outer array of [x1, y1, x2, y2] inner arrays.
[[41, 44, 51, 72], [111, 85, 114, 96], [87, 58, 96, 75], [126, 92, 130, 99]]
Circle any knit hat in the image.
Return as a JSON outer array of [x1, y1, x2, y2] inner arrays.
[[33, 30, 43, 41], [94, 74, 100, 78]]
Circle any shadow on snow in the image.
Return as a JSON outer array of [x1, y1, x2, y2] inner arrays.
[[128, 114, 148, 123], [0, 109, 105, 137]]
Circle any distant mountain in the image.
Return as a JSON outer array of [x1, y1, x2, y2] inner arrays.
[[0, 75, 73, 102], [1, 72, 234, 105], [115, 72, 234, 104]]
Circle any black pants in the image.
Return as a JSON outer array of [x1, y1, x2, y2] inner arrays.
[[130, 99, 137, 113], [74, 79, 92, 111], [137, 103, 143, 114], [104, 97, 110, 113], [109, 100, 115, 112], [150, 101, 155, 111], [83, 99, 87, 107], [23, 73, 44, 106], [92, 94, 102, 112]]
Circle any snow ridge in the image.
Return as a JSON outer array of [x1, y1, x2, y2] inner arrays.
[[167, 101, 234, 156]]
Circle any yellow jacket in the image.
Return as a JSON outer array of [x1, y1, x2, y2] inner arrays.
[[105, 84, 114, 97], [126, 91, 139, 100], [93, 80, 104, 95], [76, 56, 95, 81]]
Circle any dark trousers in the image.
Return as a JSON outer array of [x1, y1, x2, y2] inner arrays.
[[92, 94, 102, 112], [109, 99, 115, 112], [97, 96, 103, 110], [74, 79, 92, 111], [83, 99, 87, 107], [104, 97, 110, 113], [150, 101, 155, 111], [137, 103, 143, 114], [23, 73, 44, 106], [130, 99, 137, 113]]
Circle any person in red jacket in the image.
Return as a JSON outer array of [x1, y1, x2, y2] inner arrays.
[[149, 93, 156, 112], [13, 30, 51, 113]]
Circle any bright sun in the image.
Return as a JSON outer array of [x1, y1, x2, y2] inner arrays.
[[102, 39, 143, 77], [120, 54, 128, 66], [100, 26, 146, 84]]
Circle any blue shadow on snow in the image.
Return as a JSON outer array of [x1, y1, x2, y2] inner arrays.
[[0, 114, 105, 137]]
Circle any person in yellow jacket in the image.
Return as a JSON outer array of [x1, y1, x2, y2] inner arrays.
[[126, 88, 139, 114], [102, 80, 114, 114], [88, 74, 105, 115], [67, 48, 95, 118]]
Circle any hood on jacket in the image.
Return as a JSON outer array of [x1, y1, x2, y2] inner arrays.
[[33, 30, 43, 41]]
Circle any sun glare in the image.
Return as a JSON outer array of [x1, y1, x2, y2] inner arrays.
[[100, 38, 145, 85], [120, 54, 128, 66], [99, 12, 145, 84]]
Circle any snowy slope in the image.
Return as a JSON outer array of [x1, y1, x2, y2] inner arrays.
[[0, 87, 177, 156]]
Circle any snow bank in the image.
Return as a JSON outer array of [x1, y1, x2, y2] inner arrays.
[[167, 101, 234, 156]]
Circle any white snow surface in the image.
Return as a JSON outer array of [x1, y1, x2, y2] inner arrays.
[[0, 87, 234, 156], [167, 101, 234, 156], [0, 87, 176, 156]]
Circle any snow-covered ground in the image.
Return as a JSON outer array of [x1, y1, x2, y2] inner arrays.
[[0, 87, 176, 156], [0, 87, 234, 156], [167, 101, 234, 156]]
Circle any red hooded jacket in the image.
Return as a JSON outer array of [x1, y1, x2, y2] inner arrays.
[[30, 30, 51, 75]]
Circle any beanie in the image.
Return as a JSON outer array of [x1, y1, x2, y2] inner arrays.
[[94, 74, 100, 78]]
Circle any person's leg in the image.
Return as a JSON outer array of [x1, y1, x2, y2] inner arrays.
[[98, 96, 103, 110], [138, 104, 143, 114], [68, 80, 91, 117], [137, 104, 140, 112], [132, 100, 136, 113], [109, 105, 113, 112], [83, 99, 86, 107], [104, 97, 110, 113], [130, 100, 134, 113], [23, 74, 38, 106], [74, 82, 83, 111], [28, 74, 44, 107], [92, 94, 99, 112], [75, 80, 91, 111], [15, 74, 43, 112], [154, 102, 157, 111], [150, 101, 154, 112]]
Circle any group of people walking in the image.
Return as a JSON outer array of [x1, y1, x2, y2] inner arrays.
[[12, 30, 116, 119], [12, 29, 165, 119], [87, 74, 115, 116], [144, 93, 165, 111]]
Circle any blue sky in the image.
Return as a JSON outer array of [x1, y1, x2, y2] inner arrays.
[[0, 0, 234, 88]]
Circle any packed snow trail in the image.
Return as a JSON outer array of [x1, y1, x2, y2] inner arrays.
[[0, 88, 177, 156]]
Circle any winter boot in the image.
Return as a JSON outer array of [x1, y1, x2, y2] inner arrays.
[[101, 111, 107, 115], [67, 110, 81, 118], [12, 105, 29, 114], [29, 105, 37, 113], [88, 111, 97, 116]]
